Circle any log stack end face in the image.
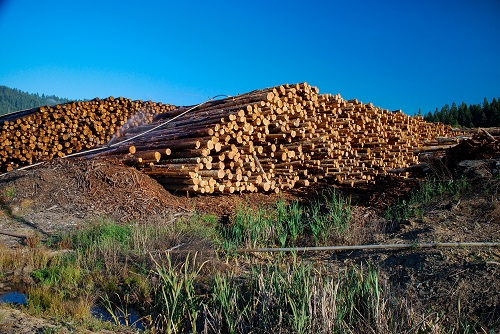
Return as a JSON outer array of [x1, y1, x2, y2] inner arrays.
[[104, 83, 456, 194], [0, 98, 177, 172], [1, 84, 457, 194]]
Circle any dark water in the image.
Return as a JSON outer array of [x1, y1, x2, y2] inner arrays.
[[91, 305, 146, 330], [0, 289, 145, 330], [0, 291, 27, 305]]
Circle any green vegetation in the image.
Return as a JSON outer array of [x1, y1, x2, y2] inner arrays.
[[423, 96, 500, 128], [1, 186, 16, 199], [0, 85, 75, 116], [1, 189, 495, 333], [220, 190, 352, 251], [309, 189, 352, 245], [201, 260, 402, 333], [385, 177, 469, 222], [151, 255, 202, 333]]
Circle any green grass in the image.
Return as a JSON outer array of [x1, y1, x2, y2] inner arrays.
[[9, 189, 495, 333], [209, 272, 248, 334], [31, 257, 82, 288], [220, 191, 352, 251], [1, 186, 16, 198], [19, 200, 361, 332], [220, 203, 273, 250], [68, 217, 133, 252], [200, 258, 409, 333], [309, 188, 352, 245], [385, 177, 469, 222], [151, 254, 202, 333]]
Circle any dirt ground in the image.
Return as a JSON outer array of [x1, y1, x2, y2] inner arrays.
[[337, 160, 500, 328], [327, 192, 500, 328], [0, 157, 499, 332]]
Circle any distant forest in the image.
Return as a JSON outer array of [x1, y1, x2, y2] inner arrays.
[[1, 84, 498, 129], [0, 85, 74, 116], [422, 96, 500, 128]]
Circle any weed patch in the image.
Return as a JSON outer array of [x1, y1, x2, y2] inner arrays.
[[385, 178, 469, 222], [1, 186, 16, 199], [308, 188, 352, 245], [220, 191, 352, 250], [151, 254, 203, 333]]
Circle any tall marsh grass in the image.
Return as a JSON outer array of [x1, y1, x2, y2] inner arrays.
[[385, 177, 469, 222], [199, 258, 417, 333], [10, 190, 492, 333], [221, 191, 352, 251], [151, 254, 203, 333], [309, 188, 352, 245]]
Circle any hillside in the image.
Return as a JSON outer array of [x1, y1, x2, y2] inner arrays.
[[0, 86, 75, 116]]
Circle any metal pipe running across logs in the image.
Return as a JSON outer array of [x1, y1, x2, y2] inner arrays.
[[2, 82, 463, 193], [91, 83, 460, 193]]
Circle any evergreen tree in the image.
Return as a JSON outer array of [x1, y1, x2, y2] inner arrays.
[[424, 96, 500, 128], [425, 111, 434, 122], [433, 108, 440, 122], [470, 104, 486, 127], [440, 104, 450, 124], [491, 97, 500, 125], [449, 102, 458, 126], [483, 97, 493, 121], [0, 86, 76, 116], [457, 102, 472, 127]]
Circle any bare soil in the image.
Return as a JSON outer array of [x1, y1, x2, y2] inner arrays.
[[0, 157, 499, 332], [328, 191, 500, 328]]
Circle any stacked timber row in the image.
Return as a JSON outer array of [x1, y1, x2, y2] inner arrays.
[[0, 97, 177, 172], [99, 83, 455, 193]]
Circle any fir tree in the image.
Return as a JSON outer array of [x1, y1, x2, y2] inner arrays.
[[0, 86, 75, 116]]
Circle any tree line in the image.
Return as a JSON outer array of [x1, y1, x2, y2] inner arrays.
[[2, 84, 498, 129], [422, 96, 500, 128], [0, 85, 75, 116]]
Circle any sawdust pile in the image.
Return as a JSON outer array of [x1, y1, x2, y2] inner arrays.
[[0, 159, 186, 223]]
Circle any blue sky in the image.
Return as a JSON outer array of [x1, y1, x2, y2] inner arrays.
[[0, 0, 499, 115]]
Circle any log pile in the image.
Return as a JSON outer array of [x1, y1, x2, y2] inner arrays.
[[0, 97, 177, 172], [446, 128, 500, 161], [96, 83, 457, 193]]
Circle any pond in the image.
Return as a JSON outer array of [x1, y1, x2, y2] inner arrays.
[[0, 290, 27, 305], [91, 305, 146, 330], [0, 289, 145, 330]]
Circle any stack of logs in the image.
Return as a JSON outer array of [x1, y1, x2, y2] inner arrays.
[[0, 97, 177, 172], [94, 83, 458, 193]]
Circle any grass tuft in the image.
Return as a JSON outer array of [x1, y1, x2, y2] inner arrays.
[[151, 253, 203, 333], [385, 177, 469, 222]]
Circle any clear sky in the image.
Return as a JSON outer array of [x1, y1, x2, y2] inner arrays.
[[0, 0, 499, 115]]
